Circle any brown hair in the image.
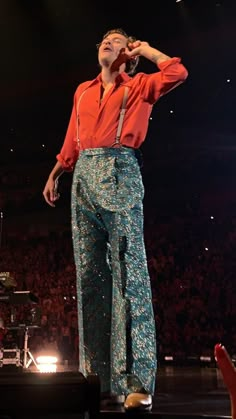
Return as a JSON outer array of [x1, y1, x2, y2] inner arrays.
[[97, 28, 139, 75]]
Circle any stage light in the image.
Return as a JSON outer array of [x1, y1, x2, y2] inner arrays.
[[200, 356, 211, 362], [164, 355, 174, 361], [36, 355, 58, 373], [200, 355, 213, 367]]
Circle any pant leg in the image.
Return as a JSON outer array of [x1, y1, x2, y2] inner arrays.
[[103, 203, 157, 396], [71, 164, 113, 392]]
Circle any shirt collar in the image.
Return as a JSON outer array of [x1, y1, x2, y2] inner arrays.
[[91, 72, 131, 87]]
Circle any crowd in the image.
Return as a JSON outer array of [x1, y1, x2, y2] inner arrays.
[[0, 211, 235, 365]]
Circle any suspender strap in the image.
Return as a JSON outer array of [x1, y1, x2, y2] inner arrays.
[[112, 86, 129, 147]]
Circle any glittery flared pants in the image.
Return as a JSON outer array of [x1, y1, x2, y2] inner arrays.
[[71, 147, 157, 395]]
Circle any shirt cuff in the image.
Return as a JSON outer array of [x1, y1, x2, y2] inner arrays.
[[56, 154, 74, 172]]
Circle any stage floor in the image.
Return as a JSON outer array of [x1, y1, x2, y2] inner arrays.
[[0, 365, 231, 419], [98, 366, 231, 418]]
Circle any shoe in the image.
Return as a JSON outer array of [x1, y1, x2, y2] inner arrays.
[[124, 392, 152, 411]]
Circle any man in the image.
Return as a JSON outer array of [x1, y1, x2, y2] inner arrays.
[[43, 28, 188, 411]]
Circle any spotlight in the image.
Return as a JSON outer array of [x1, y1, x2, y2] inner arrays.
[[36, 355, 58, 373], [164, 355, 174, 361], [200, 355, 211, 362]]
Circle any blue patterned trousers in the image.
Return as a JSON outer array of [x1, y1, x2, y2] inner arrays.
[[71, 147, 157, 396]]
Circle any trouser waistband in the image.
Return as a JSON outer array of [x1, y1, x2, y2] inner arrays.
[[79, 147, 143, 167], [79, 146, 136, 157]]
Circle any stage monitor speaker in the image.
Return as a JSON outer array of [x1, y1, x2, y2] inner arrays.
[[0, 371, 100, 418]]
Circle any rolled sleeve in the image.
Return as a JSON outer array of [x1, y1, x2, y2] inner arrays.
[[140, 57, 188, 104], [56, 151, 78, 172], [56, 93, 80, 171]]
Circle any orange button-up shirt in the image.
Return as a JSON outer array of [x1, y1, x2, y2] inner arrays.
[[57, 57, 188, 171]]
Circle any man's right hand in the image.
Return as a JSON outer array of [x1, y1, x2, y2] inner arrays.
[[43, 177, 60, 207]]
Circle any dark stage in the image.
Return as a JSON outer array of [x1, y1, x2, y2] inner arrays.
[[0, 365, 231, 419]]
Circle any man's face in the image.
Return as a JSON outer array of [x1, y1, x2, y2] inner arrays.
[[98, 33, 128, 67]]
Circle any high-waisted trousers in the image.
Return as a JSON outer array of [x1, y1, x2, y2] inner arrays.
[[71, 147, 157, 396]]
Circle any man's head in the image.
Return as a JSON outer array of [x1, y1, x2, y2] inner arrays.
[[97, 28, 139, 75]]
